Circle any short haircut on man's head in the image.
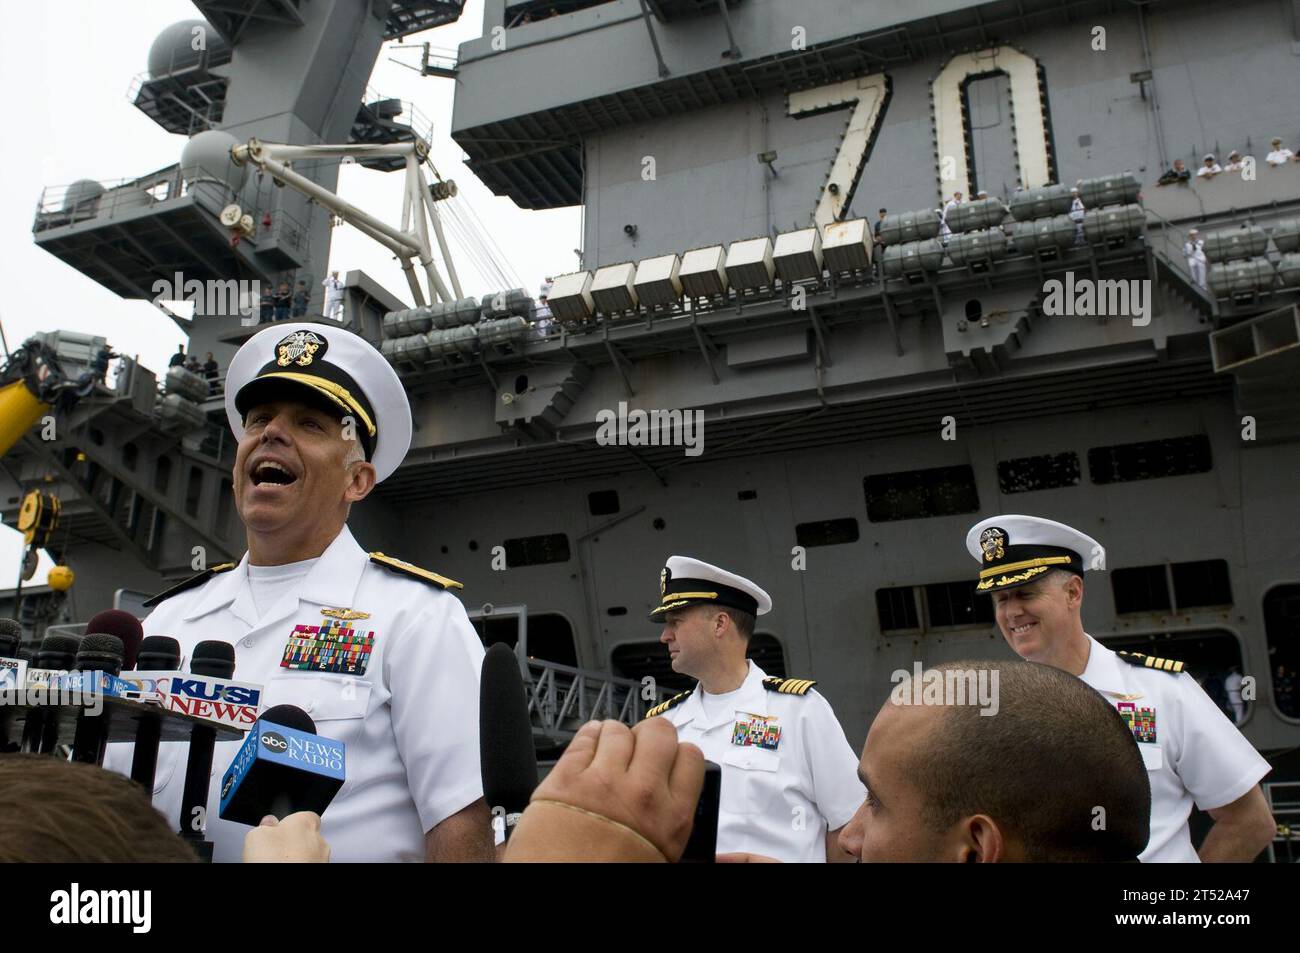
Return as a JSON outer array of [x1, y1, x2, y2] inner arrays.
[[696, 603, 755, 640], [1044, 567, 1081, 591], [0, 755, 198, 862], [908, 660, 1150, 862]]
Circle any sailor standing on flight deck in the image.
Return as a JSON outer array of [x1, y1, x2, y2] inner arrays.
[[963, 514, 1275, 862], [106, 322, 492, 863], [322, 271, 345, 320], [1185, 229, 1208, 289], [644, 556, 864, 862]]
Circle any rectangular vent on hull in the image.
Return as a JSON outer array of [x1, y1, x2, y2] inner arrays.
[[924, 581, 995, 628], [864, 465, 980, 522], [997, 452, 1081, 493], [876, 587, 919, 633], [1088, 435, 1212, 484], [503, 533, 571, 567], [795, 518, 859, 548], [1172, 559, 1233, 609], [1112, 565, 1172, 614]]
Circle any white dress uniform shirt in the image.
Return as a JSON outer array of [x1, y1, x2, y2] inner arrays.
[[1266, 147, 1294, 166], [654, 661, 865, 862], [1077, 635, 1270, 863], [104, 525, 486, 862]]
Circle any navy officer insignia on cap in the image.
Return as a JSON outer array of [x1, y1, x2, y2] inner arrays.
[[649, 555, 772, 621], [275, 329, 326, 368], [979, 527, 1007, 563], [965, 515, 1106, 594]]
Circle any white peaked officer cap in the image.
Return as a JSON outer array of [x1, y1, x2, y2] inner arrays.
[[224, 322, 412, 484], [964, 515, 1106, 595], [650, 555, 773, 621]]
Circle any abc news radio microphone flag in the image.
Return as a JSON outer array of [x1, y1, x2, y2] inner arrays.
[[219, 706, 346, 824]]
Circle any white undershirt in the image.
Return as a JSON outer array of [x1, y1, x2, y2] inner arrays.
[[699, 679, 748, 723], [246, 557, 319, 621]]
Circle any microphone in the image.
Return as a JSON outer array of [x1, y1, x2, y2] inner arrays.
[[136, 636, 181, 671], [22, 633, 79, 753], [219, 704, 345, 825], [479, 642, 539, 839], [0, 617, 21, 654], [84, 609, 143, 671], [128, 636, 181, 792], [69, 633, 125, 764], [178, 641, 235, 858], [0, 617, 22, 689], [0, 619, 21, 750]]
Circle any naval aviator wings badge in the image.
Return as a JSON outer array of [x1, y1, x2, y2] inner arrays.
[[1098, 689, 1145, 702], [321, 607, 371, 621], [732, 712, 781, 751], [281, 617, 375, 676]]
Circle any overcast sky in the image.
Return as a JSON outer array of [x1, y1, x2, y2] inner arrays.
[[0, 0, 579, 592]]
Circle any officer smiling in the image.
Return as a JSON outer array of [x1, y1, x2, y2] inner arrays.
[[964, 514, 1275, 862], [106, 323, 493, 863]]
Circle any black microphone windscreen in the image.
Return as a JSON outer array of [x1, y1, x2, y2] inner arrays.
[[480, 643, 539, 816], [0, 617, 22, 640], [136, 635, 181, 670], [191, 640, 235, 678], [0, 633, 19, 657], [85, 610, 143, 670], [259, 704, 316, 735], [75, 633, 125, 675], [35, 634, 80, 669]]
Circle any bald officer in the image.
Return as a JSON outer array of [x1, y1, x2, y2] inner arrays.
[[644, 556, 864, 862], [964, 515, 1274, 862], [106, 323, 492, 862]]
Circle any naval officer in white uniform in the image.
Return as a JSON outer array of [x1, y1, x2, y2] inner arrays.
[[105, 322, 492, 862], [964, 515, 1275, 862], [644, 556, 865, 862]]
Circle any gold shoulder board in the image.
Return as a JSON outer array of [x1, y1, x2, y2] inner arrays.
[[763, 676, 818, 695], [1117, 651, 1185, 674], [644, 689, 693, 720], [141, 562, 238, 608], [369, 552, 463, 590]]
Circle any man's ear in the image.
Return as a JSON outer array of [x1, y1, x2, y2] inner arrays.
[[1066, 574, 1085, 610], [344, 461, 377, 504], [958, 814, 1007, 863], [712, 609, 730, 640]]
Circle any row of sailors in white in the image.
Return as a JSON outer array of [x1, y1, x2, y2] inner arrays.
[[1201, 139, 1299, 176]]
